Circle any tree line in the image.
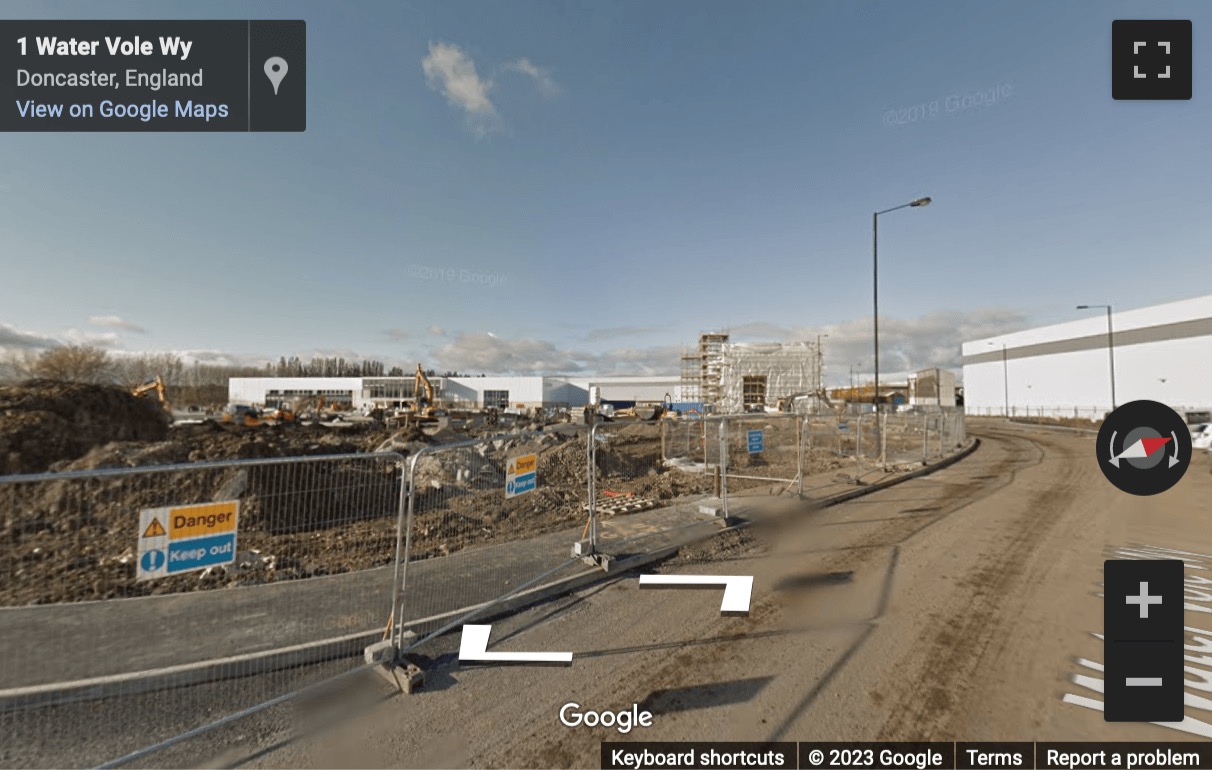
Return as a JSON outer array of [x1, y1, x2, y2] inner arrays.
[[0, 346, 484, 404]]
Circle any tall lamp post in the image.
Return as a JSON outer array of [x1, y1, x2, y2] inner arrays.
[[1076, 304, 1117, 412], [874, 196, 932, 467], [987, 341, 1009, 417]]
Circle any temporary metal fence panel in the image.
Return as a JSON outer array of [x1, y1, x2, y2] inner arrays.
[[660, 416, 715, 468], [589, 420, 720, 554], [719, 414, 805, 496], [0, 452, 407, 769], [393, 428, 586, 654]]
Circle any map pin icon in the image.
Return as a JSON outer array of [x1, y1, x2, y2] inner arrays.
[[264, 57, 288, 95]]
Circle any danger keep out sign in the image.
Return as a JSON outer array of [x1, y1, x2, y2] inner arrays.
[[136, 501, 239, 581], [505, 453, 537, 499]]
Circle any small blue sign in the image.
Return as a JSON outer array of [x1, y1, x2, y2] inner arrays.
[[140, 549, 165, 572], [839, 422, 849, 432], [747, 429, 764, 454], [511, 471, 536, 496], [166, 532, 237, 574]]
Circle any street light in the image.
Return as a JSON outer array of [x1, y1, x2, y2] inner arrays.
[[987, 341, 1009, 417], [873, 196, 931, 467], [1076, 304, 1117, 411]]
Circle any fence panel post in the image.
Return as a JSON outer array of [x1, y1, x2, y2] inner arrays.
[[394, 449, 424, 649], [855, 412, 864, 478], [799, 416, 807, 497], [718, 417, 729, 517], [922, 413, 929, 464], [588, 421, 599, 552]]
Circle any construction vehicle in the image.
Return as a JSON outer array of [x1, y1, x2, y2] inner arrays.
[[263, 395, 326, 423], [130, 375, 170, 412], [412, 364, 437, 417], [628, 403, 667, 421], [219, 404, 263, 427]]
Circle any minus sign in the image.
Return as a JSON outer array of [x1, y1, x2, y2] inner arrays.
[[1126, 677, 1164, 686]]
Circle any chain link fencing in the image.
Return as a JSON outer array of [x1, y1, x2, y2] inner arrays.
[[0, 452, 406, 769]]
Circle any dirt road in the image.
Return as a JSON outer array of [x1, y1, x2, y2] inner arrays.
[[251, 421, 1212, 768]]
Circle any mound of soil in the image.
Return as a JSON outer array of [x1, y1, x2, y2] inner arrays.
[[0, 380, 170, 476]]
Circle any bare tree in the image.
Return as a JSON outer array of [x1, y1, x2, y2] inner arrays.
[[31, 345, 114, 384], [112, 352, 185, 389], [0, 349, 39, 383]]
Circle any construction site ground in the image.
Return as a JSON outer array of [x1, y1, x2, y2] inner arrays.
[[212, 419, 1210, 769], [1, 380, 883, 607], [0, 456, 937, 693], [0, 450, 970, 769]]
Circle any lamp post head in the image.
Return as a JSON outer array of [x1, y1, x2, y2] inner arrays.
[[910, 197, 932, 207]]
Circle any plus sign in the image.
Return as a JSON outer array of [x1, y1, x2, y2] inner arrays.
[[1126, 581, 1163, 618]]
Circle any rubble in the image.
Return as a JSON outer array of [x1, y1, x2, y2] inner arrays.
[[0, 380, 170, 475]]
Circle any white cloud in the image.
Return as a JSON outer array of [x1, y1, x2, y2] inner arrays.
[[502, 57, 560, 98], [427, 325, 447, 337], [422, 42, 501, 137], [433, 332, 589, 374], [722, 309, 1028, 385], [386, 328, 410, 341], [62, 328, 123, 348], [173, 349, 272, 368], [88, 315, 145, 333], [590, 345, 681, 375], [0, 322, 58, 350]]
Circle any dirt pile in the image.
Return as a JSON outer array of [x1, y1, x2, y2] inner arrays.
[[50, 421, 411, 472], [0, 380, 170, 476]]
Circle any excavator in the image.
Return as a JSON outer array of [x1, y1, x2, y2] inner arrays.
[[131, 375, 171, 414], [263, 395, 326, 423], [387, 365, 440, 428], [411, 364, 438, 417]]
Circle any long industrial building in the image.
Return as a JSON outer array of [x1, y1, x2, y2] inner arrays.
[[962, 294, 1212, 418], [231, 334, 825, 415], [229, 374, 683, 412]]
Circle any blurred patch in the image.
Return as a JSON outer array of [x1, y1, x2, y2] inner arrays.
[[773, 571, 853, 593], [638, 676, 773, 715]]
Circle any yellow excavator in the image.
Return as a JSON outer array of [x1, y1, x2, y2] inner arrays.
[[131, 375, 170, 413], [387, 365, 440, 428], [264, 395, 326, 423], [412, 364, 437, 417]]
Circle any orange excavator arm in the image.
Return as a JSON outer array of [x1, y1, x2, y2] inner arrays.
[[131, 375, 170, 411], [414, 364, 436, 416]]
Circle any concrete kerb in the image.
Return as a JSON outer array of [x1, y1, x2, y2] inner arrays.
[[1, 439, 979, 710]]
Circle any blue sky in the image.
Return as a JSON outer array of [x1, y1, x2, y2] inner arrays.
[[2, 0, 1210, 382]]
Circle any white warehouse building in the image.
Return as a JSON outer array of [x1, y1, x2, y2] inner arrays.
[[229, 374, 682, 412], [962, 294, 1212, 419]]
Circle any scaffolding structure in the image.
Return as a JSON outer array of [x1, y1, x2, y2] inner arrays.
[[680, 333, 822, 413], [718, 340, 819, 413], [679, 349, 702, 403], [699, 333, 729, 407]]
